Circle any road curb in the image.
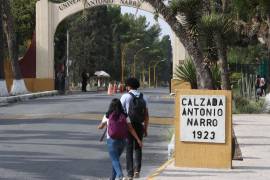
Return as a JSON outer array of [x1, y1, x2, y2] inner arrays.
[[0, 90, 59, 104], [147, 158, 174, 180]]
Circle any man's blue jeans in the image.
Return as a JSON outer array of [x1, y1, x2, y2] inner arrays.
[[107, 138, 126, 180]]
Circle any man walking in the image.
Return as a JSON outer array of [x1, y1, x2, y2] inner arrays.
[[81, 69, 88, 92], [120, 77, 149, 179]]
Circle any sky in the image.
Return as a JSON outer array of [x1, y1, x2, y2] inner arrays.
[[121, 6, 172, 38]]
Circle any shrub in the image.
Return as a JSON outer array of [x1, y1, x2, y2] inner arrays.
[[174, 58, 221, 89], [233, 96, 264, 114], [230, 72, 242, 87], [174, 58, 197, 89], [166, 128, 175, 142]]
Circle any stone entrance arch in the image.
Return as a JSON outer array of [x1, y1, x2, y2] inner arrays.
[[36, 0, 187, 89]]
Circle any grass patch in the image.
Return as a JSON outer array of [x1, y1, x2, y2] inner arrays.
[[233, 96, 265, 114], [166, 128, 175, 142]]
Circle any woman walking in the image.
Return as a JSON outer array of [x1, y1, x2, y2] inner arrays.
[[98, 98, 142, 180]]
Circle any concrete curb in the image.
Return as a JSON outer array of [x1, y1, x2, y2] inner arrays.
[[0, 90, 59, 104]]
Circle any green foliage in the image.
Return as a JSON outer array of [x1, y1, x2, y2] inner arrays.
[[231, 0, 270, 19], [68, 6, 114, 80], [170, 0, 202, 37], [156, 35, 173, 82], [230, 0, 255, 20], [166, 128, 175, 142], [230, 72, 242, 87], [174, 58, 197, 89], [53, 6, 170, 84], [200, 13, 234, 37], [258, 0, 270, 15], [200, 13, 236, 63], [228, 44, 268, 64], [211, 65, 221, 89], [170, 0, 202, 15], [233, 96, 264, 113], [238, 73, 256, 98], [174, 58, 223, 89], [11, 0, 37, 55], [54, 21, 67, 66]]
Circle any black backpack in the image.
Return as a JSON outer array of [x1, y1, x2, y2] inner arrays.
[[128, 92, 146, 123]]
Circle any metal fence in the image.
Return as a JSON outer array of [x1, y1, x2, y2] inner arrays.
[[229, 59, 269, 77]]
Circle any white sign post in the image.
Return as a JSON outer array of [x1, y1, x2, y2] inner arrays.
[[180, 95, 226, 143]]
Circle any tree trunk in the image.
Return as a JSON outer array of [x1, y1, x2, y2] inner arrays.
[[221, 0, 229, 12], [2, 0, 28, 95], [189, 38, 214, 89], [145, 0, 214, 89], [211, 0, 231, 90], [0, 0, 9, 97], [267, 15, 270, 61], [215, 34, 231, 90], [0, 1, 5, 80]]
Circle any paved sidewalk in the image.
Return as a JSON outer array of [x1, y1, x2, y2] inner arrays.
[[0, 91, 58, 105], [150, 114, 270, 180]]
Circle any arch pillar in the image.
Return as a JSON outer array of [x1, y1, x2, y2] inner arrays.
[[35, 0, 55, 90], [172, 32, 186, 77]]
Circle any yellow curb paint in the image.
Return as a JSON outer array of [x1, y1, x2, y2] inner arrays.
[[147, 158, 174, 180]]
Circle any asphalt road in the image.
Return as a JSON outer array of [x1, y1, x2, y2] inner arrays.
[[0, 88, 174, 118], [0, 88, 173, 180]]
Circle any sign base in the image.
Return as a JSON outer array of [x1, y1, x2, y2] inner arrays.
[[175, 90, 232, 169]]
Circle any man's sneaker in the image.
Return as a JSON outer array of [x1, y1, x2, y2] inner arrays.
[[133, 172, 140, 178]]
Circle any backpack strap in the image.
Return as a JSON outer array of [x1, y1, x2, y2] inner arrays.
[[128, 92, 143, 99], [128, 92, 135, 98]]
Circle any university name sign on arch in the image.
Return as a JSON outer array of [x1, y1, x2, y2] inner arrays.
[[58, 0, 144, 11]]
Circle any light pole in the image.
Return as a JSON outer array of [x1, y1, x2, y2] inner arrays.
[[133, 46, 149, 77], [154, 59, 166, 88], [148, 60, 156, 88], [121, 39, 140, 83], [140, 65, 146, 87], [65, 29, 70, 91]]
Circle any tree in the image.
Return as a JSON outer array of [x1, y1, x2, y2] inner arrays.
[[154, 35, 172, 85], [68, 6, 114, 79], [0, 0, 9, 96], [108, 6, 123, 81], [144, 0, 214, 89], [230, 0, 270, 61], [54, 6, 169, 84], [255, 0, 270, 60], [11, 0, 37, 56], [3, 0, 28, 95], [201, 12, 233, 90]]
